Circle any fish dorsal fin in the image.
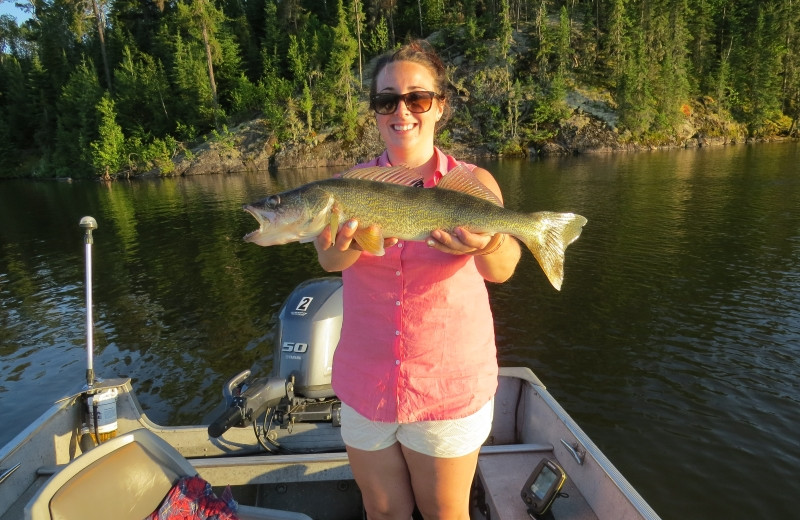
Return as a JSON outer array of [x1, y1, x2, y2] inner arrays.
[[437, 164, 503, 207], [341, 165, 423, 187]]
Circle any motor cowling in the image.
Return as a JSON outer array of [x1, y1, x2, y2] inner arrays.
[[275, 277, 343, 399], [208, 278, 343, 438]]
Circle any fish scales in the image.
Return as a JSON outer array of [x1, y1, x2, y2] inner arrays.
[[317, 178, 518, 240], [243, 168, 587, 290]]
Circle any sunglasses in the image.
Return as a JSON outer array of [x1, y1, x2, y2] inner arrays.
[[370, 91, 441, 115]]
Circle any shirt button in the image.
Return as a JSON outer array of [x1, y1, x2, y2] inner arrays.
[[395, 300, 401, 306], [395, 360, 400, 365], [395, 271, 401, 276], [395, 330, 400, 335], [398, 242, 403, 248]]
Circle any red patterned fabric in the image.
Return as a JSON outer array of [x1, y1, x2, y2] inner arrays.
[[146, 475, 239, 520]]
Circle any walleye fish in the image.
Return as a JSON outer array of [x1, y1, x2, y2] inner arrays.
[[243, 165, 587, 290]]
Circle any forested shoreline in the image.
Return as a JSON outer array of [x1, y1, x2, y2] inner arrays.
[[1, 0, 798, 179]]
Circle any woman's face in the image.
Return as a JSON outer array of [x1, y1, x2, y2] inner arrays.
[[374, 60, 444, 161]]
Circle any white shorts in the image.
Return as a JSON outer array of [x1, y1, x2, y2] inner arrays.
[[340, 399, 494, 458]]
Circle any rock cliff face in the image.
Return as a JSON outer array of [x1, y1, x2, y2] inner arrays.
[[169, 119, 383, 175], [167, 95, 754, 176]]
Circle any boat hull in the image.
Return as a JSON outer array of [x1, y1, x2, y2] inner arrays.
[[0, 368, 659, 520]]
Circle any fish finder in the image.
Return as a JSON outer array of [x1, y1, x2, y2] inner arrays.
[[520, 458, 567, 517]]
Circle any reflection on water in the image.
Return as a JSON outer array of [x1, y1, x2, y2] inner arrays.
[[1, 143, 798, 520], [485, 144, 800, 520]]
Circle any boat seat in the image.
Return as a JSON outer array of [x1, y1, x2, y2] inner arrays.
[[24, 428, 312, 520]]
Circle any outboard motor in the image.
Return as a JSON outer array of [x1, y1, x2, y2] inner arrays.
[[208, 277, 343, 440], [275, 277, 343, 398]]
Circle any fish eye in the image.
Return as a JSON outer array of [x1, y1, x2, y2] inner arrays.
[[267, 195, 280, 207]]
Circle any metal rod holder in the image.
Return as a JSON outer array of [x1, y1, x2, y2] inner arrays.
[[79, 216, 98, 389]]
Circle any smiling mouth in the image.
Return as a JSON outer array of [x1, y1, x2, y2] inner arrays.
[[392, 123, 415, 131]]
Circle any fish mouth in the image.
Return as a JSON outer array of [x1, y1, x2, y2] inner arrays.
[[242, 204, 268, 243]]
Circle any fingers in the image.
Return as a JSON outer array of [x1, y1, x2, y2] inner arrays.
[[335, 220, 359, 250], [318, 219, 400, 255], [316, 219, 358, 251], [427, 228, 491, 255]]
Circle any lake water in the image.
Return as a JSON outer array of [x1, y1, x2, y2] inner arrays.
[[1, 142, 798, 519]]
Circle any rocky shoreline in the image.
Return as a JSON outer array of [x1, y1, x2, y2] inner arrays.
[[165, 97, 794, 177]]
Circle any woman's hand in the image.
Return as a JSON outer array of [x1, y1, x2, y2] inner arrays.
[[314, 220, 399, 272], [427, 228, 521, 283], [426, 228, 495, 255], [315, 220, 362, 272]]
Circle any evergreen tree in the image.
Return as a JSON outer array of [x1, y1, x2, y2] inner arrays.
[[325, 0, 359, 141], [53, 59, 103, 175], [90, 93, 126, 178], [175, 0, 227, 129], [552, 5, 571, 106], [0, 55, 30, 166], [779, 0, 800, 134], [730, 1, 784, 135], [113, 46, 171, 137], [605, 0, 627, 84], [0, 55, 25, 173], [352, 0, 365, 86], [617, 22, 656, 137], [651, 0, 691, 133]]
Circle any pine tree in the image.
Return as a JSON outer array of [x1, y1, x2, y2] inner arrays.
[[780, 0, 800, 135], [53, 59, 103, 175], [114, 46, 171, 137], [90, 93, 126, 178], [175, 0, 227, 129], [730, 1, 784, 135], [325, 0, 359, 141]]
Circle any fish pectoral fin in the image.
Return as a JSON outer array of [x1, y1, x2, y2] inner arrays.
[[353, 225, 386, 256], [328, 210, 341, 247]]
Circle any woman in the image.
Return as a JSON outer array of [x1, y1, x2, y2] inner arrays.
[[314, 40, 521, 520]]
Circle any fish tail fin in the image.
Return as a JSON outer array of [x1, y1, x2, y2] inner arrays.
[[517, 212, 587, 291]]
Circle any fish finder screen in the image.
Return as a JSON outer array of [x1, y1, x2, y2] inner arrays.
[[530, 466, 557, 499]]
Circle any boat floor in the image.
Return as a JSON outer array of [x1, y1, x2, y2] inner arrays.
[[477, 448, 597, 520]]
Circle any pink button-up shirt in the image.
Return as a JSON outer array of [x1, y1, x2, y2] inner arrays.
[[330, 148, 499, 422]]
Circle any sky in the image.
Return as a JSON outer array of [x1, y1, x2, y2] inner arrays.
[[0, 2, 31, 23]]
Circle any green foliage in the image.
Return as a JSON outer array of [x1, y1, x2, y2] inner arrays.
[[445, 17, 487, 62], [90, 93, 126, 178], [728, 2, 786, 136], [211, 124, 235, 151], [113, 46, 172, 137], [53, 59, 103, 176], [324, 0, 359, 142], [437, 129, 452, 149], [122, 134, 179, 175], [1, 0, 798, 178], [0, 56, 29, 173], [366, 15, 390, 56]]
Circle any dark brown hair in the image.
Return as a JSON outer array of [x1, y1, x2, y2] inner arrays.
[[369, 39, 451, 127]]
